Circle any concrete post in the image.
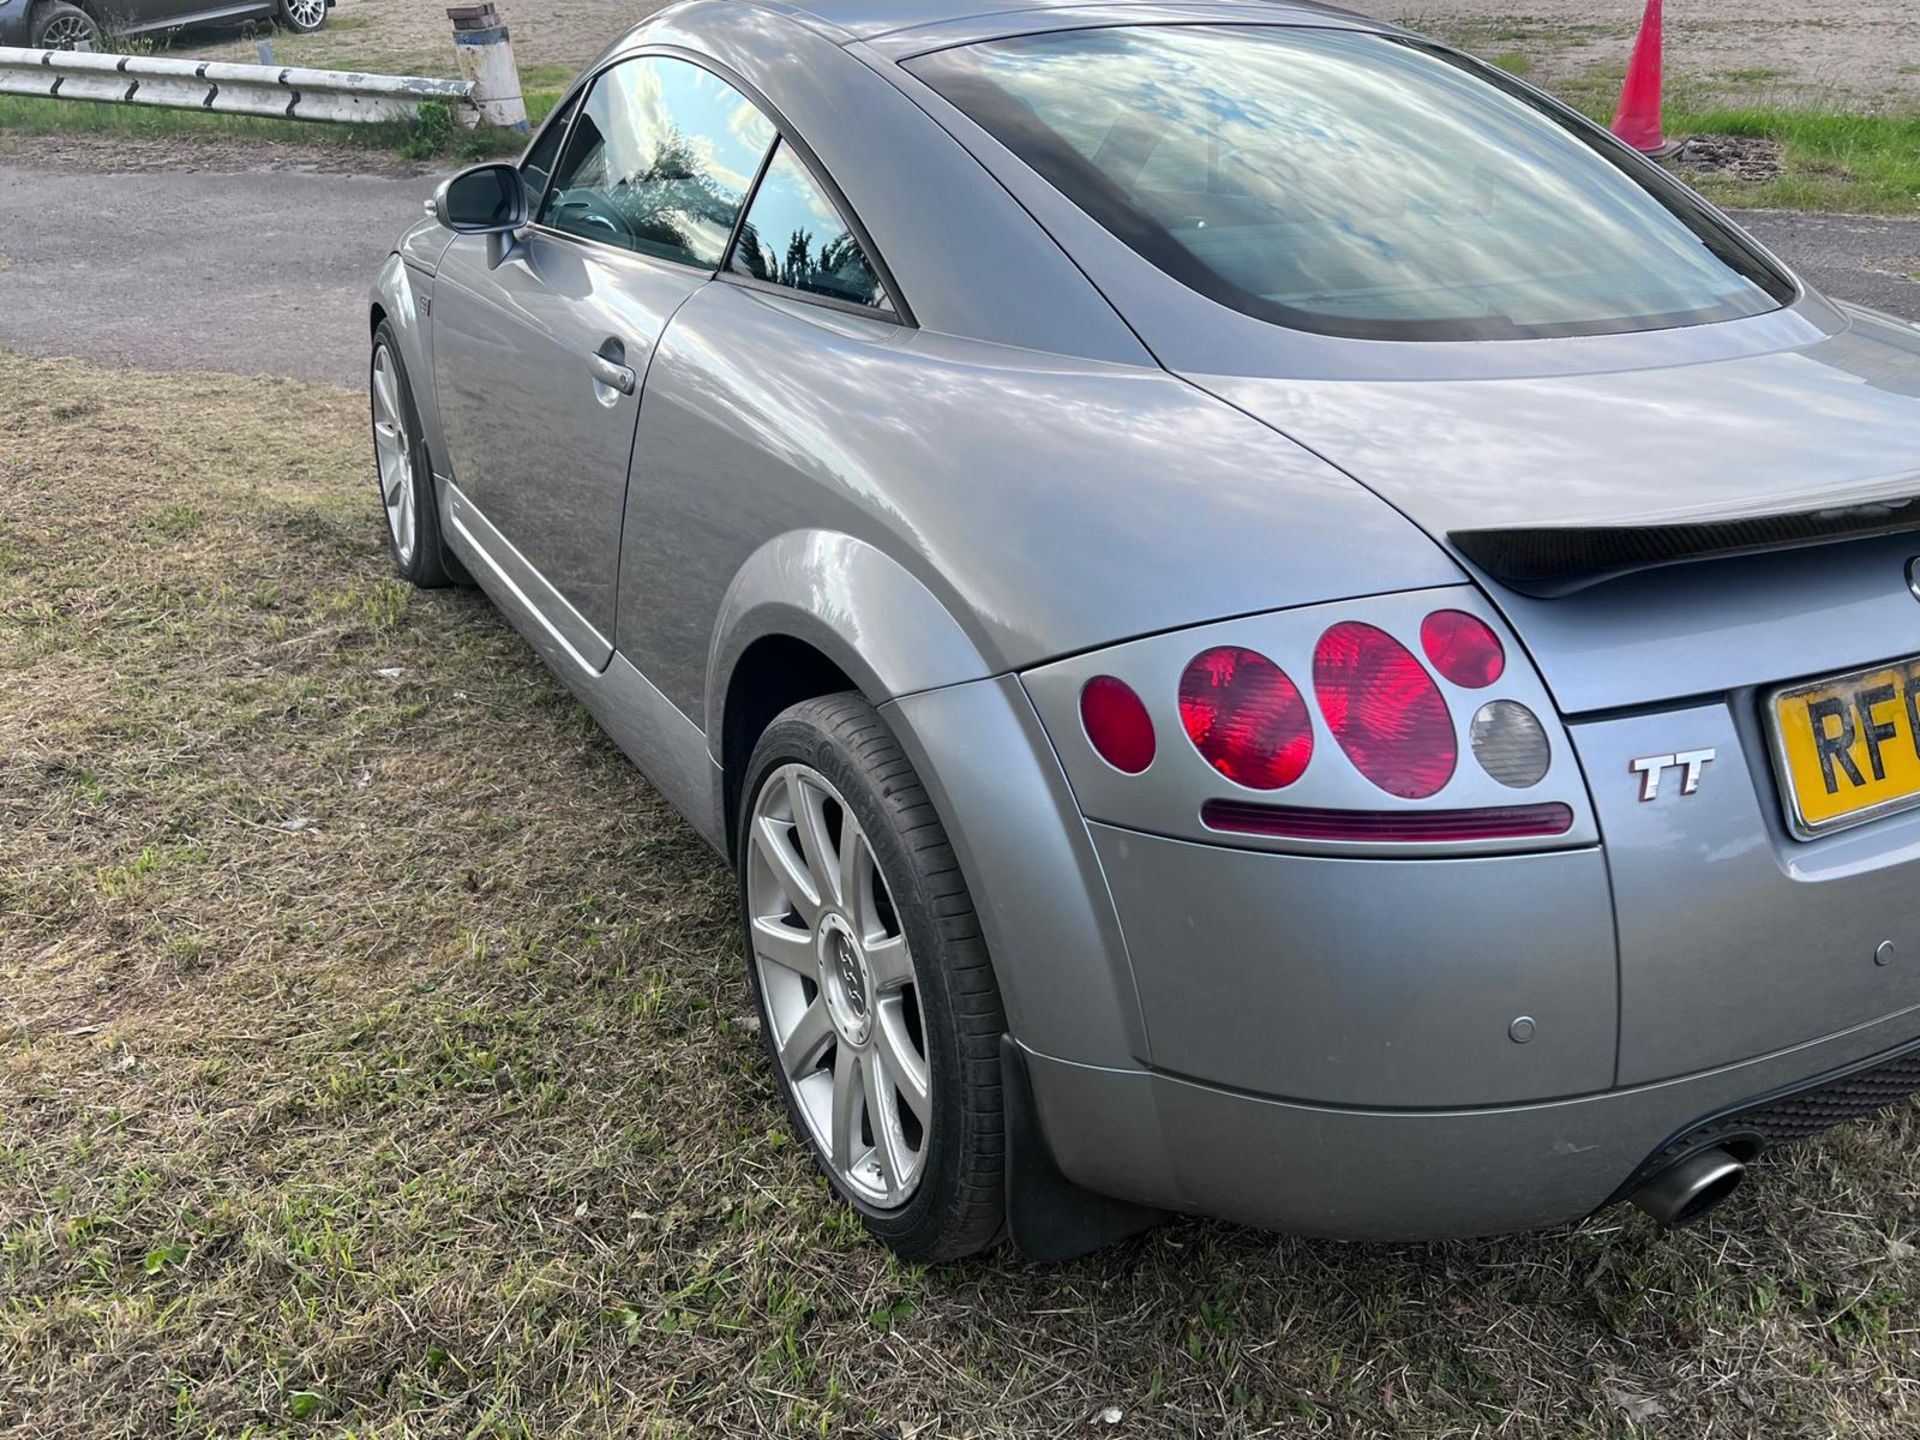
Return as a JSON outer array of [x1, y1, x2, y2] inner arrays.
[[446, 2, 527, 132]]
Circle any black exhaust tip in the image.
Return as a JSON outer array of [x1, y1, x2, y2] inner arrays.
[[1629, 1146, 1746, 1227]]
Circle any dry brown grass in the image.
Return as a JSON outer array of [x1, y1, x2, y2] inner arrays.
[[6, 353, 1920, 1437]]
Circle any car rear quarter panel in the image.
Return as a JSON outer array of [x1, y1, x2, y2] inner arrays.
[[619, 280, 1460, 726]]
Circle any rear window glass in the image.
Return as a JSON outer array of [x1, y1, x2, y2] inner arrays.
[[909, 26, 1794, 342]]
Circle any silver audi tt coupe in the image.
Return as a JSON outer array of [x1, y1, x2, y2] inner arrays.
[[368, 0, 1920, 1259]]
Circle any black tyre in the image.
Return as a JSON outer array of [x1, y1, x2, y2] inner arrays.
[[369, 321, 465, 588], [30, 2, 102, 48], [739, 693, 1006, 1260], [277, 0, 327, 33]]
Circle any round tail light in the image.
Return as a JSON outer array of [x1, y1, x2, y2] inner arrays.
[[1080, 676, 1156, 774], [1313, 622, 1457, 799], [1178, 646, 1313, 790], [1420, 609, 1505, 688]]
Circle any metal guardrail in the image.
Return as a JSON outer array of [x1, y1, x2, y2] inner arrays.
[[0, 46, 477, 125]]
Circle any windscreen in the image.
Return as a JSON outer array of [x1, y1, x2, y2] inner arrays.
[[909, 26, 1794, 341]]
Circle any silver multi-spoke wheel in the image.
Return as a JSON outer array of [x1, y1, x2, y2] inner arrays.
[[370, 344, 417, 566], [39, 13, 97, 47], [282, 0, 326, 29], [747, 763, 932, 1210]]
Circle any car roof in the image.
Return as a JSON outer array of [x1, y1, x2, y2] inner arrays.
[[761, 0, 1386, 46]]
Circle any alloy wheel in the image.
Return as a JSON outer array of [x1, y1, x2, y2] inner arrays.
[[39, 14, 98, 47], [746, 763, 932, 1210], [283, 0, 326, 29], [370, 345, 417, 566]]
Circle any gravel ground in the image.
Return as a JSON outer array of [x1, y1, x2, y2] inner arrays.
[[172, 0, 1920, 110]]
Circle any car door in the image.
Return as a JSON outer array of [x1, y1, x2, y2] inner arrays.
[[112, 0, 240, 31], [614, 137, 911, 711], [431, 55, 775, 670], [98, 0, 201, 30]]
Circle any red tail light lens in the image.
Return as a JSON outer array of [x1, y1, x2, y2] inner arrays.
[[1420, 610, 1505, 688], [1178, 646, 1313, 790], [1313, 622, 1456, 799], [1080, 676, 1155, 774]]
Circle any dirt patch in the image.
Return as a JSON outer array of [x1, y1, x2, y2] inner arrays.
[[9, 353, 1920, 1437], [1671, 132, 1787, 183]]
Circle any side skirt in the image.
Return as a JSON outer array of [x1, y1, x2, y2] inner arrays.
[[442, 477, 728, 854]]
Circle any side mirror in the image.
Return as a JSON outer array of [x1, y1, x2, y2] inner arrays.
[[431, 162, 527, 235]]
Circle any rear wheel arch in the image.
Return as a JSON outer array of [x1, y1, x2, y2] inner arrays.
[[704, 531, 996, 857], [720, 635, 860, 861]]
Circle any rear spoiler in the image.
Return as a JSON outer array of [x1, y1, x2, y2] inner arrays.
[[1451, 492, 1920, 598]]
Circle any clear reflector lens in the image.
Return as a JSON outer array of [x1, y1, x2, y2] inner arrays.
[[1179, 646, 1313, 790], [1470, 699, 1551, 788], [1312, 622, 1456, 799], [1420, 609, 1505, 688], [1080, 675, 1156, 774]]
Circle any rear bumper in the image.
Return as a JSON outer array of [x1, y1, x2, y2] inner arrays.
[[1020, 1007, 1920, 1239], [889, 669, 1920, 1237]]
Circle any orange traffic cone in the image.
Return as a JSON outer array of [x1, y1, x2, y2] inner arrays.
[[1611, 0, 1678, 156]]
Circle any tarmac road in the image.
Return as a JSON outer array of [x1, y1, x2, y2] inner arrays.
[[0, 158, 1916, 388], [0, 160, 438, 387]]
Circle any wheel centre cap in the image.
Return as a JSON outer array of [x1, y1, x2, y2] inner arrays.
[[818, 914, 873, 1045]]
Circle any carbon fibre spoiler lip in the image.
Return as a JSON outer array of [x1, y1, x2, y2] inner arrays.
[[1451, 490, 1920, 598]]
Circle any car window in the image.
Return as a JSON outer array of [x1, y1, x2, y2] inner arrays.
[[910, 26, 1794, 342], [519, 91, 579, 213], [538, 56, 775, 268], [727, 141, 891, 312]]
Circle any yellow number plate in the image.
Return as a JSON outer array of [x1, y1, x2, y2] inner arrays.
[[1770, 658, 1920, 837]]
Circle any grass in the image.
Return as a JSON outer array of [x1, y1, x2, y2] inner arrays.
[[1660, 108, 1920, 212], [1500, 58, 1920, 214], [10, 357, 1920, 1436], [1408, 12, 1920, 215]]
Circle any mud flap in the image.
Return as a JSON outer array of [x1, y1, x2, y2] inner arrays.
[[1001, 1035, 1166, 1262]]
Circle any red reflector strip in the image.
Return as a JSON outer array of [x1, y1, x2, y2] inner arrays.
[[1201, 799, 1575, 843]]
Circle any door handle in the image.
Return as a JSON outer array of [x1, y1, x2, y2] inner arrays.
[[587, 352, 637, 396]]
